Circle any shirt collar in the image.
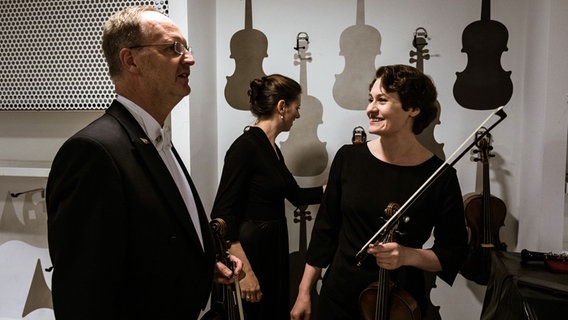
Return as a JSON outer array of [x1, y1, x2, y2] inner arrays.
[[116, 95, 171, 150]]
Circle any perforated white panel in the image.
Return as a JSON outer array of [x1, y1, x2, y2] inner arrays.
[[0, 0, 169, 110]]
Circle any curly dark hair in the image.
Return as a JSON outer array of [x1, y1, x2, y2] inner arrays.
[[372, 64, 438, 134]]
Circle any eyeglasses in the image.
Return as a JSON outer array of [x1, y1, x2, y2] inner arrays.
[[129, 41, 192, 56]]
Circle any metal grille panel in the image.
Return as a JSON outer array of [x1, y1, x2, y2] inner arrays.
[[0, 0, 169, 110]]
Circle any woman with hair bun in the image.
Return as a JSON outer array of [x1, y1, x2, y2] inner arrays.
[[211, 74, 324, 320]]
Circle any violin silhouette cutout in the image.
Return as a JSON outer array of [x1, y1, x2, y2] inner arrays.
[[453, 0, 512, 110], [409, 27, 445, 161], [333, 0, 381, 110], [280, 32, 328, 177], [225, 0, 267, 110]]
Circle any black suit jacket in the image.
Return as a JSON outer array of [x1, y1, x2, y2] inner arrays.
[[47, 101, 216, 319]]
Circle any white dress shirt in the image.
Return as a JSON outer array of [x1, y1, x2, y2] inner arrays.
[[117, 95, 204, 249]]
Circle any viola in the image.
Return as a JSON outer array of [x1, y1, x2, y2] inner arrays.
[[460, 128, 507, 285], [201, 218, 245, 320], [453, 0, 512, 110], [224, 0, 267, 110], [358, 203, 421, 320]]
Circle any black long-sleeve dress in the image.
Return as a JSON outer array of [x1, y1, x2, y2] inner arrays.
[[306, 143, 468, 319], [211, 126, 323, 320]]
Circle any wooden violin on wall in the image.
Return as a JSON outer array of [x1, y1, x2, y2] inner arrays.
[[453, 0, 513, 110], [460, 128, 507, 285]]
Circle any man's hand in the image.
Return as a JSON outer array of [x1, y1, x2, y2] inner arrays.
[[214, 254, 244, 284]]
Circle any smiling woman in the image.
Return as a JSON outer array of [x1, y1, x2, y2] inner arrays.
[[291, 64, 468, 320]]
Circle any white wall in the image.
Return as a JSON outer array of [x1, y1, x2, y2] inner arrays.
[[205, 0, 567, 319], [516, 0, 568, 253], [0, 112, 102, 320], [1, 0, 567, 319]]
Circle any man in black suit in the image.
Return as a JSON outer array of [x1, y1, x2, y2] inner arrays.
[[46, 6, 242, 319]]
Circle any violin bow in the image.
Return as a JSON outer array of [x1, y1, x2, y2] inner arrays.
[[356, 106, 508, 266]]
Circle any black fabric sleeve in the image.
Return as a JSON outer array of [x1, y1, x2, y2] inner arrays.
[[210, 139, 255, 242], [47, 137, 129, 318], [305, 146, 346, 267], [430, 168, 468, 285]]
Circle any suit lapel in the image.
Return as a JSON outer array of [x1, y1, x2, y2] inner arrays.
[[172, 147, 215, 255], [106, 101, 208, 253]]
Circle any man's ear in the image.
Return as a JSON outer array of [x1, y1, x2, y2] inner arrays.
[[119, 48, 138, 74]]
